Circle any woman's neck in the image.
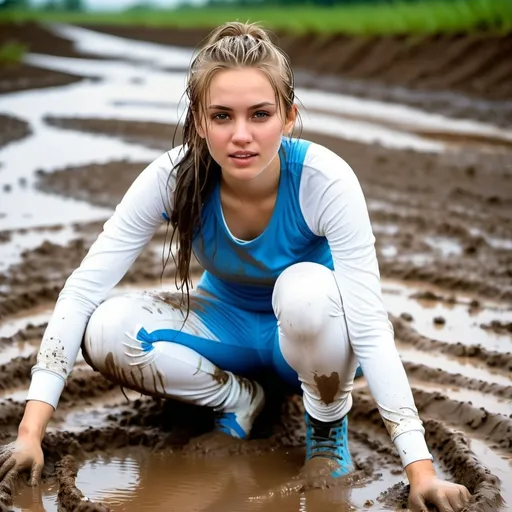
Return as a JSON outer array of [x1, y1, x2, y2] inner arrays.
[[221, 153, 281, 202]]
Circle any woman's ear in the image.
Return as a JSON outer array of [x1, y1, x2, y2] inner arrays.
[[283, 104, 298, 136]]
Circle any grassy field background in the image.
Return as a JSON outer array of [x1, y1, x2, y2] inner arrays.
[[1, 0, 511, 35]]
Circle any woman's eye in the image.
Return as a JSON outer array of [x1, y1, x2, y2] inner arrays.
[[212, 113, 229, 121], [254, 111, 270, 119]]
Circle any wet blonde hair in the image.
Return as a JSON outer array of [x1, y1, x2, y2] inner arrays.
[[168, 21, 297, 300]]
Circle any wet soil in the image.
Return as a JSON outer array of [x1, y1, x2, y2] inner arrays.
[[0, 112, 509, 510], [0, 22, 91, 94], [85, 24, 512, 127], [1, 23, 512, 512], [38, 116, 512, 303], [0, 115, 31, 153]]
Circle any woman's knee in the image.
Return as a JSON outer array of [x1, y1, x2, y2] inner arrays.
[[83, 292, 162, 372], [272, 262, 342, 338]]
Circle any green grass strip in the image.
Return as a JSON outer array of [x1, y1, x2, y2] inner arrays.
[[1, 0, 511, 35]]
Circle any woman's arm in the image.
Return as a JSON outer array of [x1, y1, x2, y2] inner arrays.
[[300, 144, 430, 466], [0, 149, 183, 486], [299, 143, 471, 510], [27, 148, 182, 411]]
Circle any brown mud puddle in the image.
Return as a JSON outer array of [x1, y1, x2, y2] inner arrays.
[[1, 23, 511, 512], [12, 447, 387, 511]]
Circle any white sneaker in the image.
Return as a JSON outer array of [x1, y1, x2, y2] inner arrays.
[[214, 378, 265, 439]]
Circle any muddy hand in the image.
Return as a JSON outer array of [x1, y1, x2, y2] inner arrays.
[[409, 476, 472, 512], [0, 437, 44, 486]]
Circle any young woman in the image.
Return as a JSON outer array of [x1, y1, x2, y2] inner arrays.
[[0, 22, 471, 511]]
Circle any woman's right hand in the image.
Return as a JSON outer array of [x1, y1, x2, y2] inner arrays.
[[0, 435, 44, 486]]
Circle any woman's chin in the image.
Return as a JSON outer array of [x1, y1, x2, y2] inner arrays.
[[223, 166, 262, 182]]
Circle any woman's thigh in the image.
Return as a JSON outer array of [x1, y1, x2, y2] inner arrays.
[[83, 289, 268, 377]]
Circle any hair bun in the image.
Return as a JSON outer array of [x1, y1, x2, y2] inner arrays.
[[205, 21, 271, 46]]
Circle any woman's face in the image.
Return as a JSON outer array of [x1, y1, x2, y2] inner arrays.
[[197, 67, 296, 183]]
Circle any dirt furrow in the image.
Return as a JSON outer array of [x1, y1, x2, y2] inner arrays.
[[0, 323, 46, 346], [424, 419, 504, 512], [412, 389, 512, 451], [351, 389, 504, 510], [403, 362, 512, 401], [0, 353, 36, 391], [392, 315, 512, 370]]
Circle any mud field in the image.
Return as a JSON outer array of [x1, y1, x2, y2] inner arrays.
[[0, 22, 511, 512]]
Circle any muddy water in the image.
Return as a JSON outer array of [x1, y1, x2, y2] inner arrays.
[[1, 23, 511, 512], [12, 441, 408, 512]]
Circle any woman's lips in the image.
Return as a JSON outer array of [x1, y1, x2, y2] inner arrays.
[[228, 153, 258, 167]]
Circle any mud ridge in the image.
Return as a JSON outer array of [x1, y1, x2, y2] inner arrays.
[[0, 323, 47, 347], [411, 389, 512, 452], [36, 159, 153, 209], [0, 21, 104, 95], [57, 455, 111, 512], [403, 362, 512, 401], [350, 389, 504, 507], [0, 62, 84, 95], [480, 320, 512, 335], [348, 426, 400, 466], [380, 260, 512, 302], [44, 116, 180, 152], [0, 286, 61, 319], [0, 354, 35, 391], [354, 386, 512, 453], [392, 315, 512, 371], [424, 419, 504, 512], [0, 399, 25, 428], [0, 358, 115, 405], [0, 22, 107, 60], [0, 114, 31, 151], [60, 369, 117, 404], [0, 232, 195, 317]]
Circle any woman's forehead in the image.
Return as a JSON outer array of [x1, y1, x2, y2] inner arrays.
[[206, 68, 276, 104]]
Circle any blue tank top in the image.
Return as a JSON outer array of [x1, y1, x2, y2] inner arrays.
[[192, 137, 334, 312]]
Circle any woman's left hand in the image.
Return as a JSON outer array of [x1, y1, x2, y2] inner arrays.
[[408, 475, 472, 512]]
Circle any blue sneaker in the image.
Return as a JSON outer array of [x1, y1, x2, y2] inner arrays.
[[305, 413, 354, 477], [214, 380, 265, 439]]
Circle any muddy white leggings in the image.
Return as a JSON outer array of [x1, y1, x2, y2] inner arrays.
[[83, 262, 358, 423]]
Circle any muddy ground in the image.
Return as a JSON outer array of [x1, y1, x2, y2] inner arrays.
[[1, 22, 512, 125], [84, 24, 512, 128], [0, 21, 511, 512]]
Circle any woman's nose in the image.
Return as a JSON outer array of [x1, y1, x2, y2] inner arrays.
[[232, 120, 252, 143]]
